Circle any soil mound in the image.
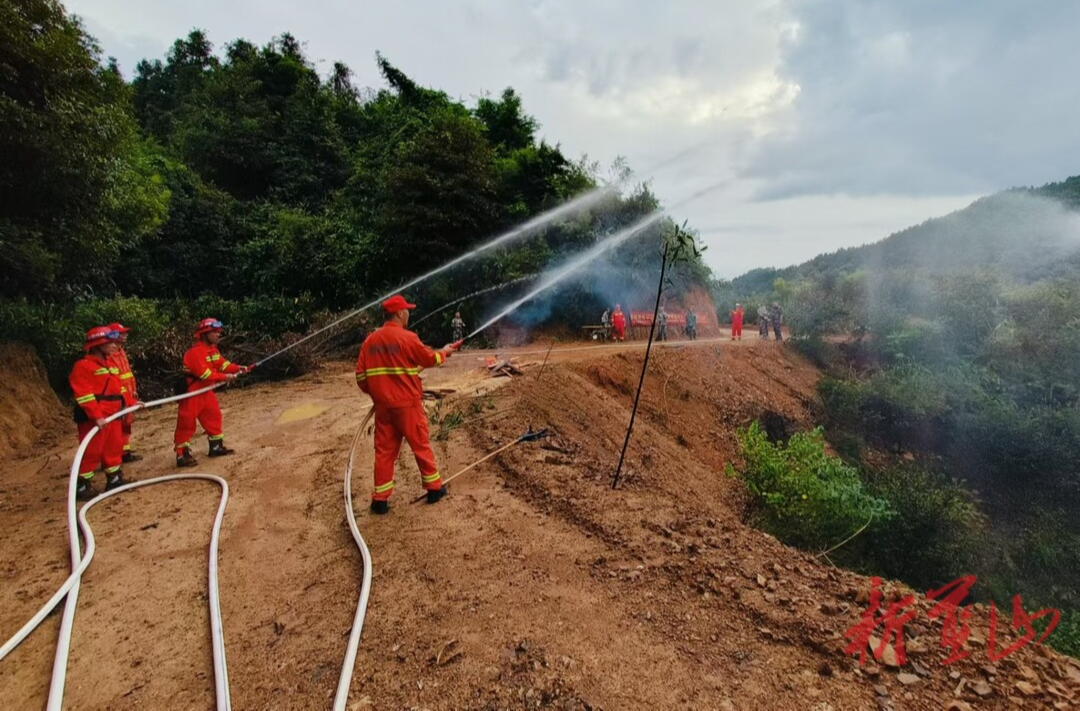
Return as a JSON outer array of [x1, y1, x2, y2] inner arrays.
[[0, 343, 64, 453]]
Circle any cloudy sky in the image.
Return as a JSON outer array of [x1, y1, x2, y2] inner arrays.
[[68, 0, 1079, 278]]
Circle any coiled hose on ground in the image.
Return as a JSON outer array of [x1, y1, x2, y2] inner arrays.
[[0, 383, 377, 710]]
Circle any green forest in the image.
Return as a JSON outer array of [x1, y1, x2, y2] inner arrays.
[[723, 180, 1080, 657], [4, 0, 1079, 659], [1, 0, 709, 394]]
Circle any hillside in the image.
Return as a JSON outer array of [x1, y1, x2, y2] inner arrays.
[[2, 339, 1078, 709], [733, 175, 1080, 294], [717, 171, 1080, 666]]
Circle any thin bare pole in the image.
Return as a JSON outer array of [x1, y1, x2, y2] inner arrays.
[[612, 242, 669, 489], [536, 339, 556, 381]]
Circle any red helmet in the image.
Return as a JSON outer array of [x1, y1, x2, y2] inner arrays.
[[84, 326, 120, 351], [195, 318, 224, 336], [107, 322, 131, 333], [381, 294, 417, 314]]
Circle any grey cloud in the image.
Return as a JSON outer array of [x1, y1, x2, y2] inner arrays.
[[745, 0, 1080, 199]]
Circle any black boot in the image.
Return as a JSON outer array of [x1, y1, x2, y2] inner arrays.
[[426, 485, 448, 505], [370, 500, 389, 515], [76, 477, 94, 501], [105, 471, 125, 491], [208, 440, 234, 457], [176, 448, 198, 467], [122, 451, 143, 463]]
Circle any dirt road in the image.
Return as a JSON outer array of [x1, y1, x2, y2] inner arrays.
[[1, 337, 1077, 709]]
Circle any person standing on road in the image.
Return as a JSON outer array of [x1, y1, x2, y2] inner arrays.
[[69, 326, 127, 499], [107, 322, 142, 462], [770, 302, 784, 341], [355, 295, 461, 514], [730, 303, 744, 340], [451, 311, 466, 343], [657, 307, 668, 341], [686, 307, 697, 340], [174, 318, 252, 467], [611, 304, 627, 342], [600, 307, 611, 341], [758, 304, 770, 339]]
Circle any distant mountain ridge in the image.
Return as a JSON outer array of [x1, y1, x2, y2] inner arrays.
[[734, 175, 1080, 292]]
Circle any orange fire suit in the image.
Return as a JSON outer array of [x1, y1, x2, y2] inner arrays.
[[112, 347, 138, 453], [612, 309, 626, 341], [355, 322, 451, 501], [731, 307, 744, 339], [69, 354, 125, 480], [174, 342, 241, 453]]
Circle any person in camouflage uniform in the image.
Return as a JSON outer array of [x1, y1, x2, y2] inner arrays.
[[770, 302, 783, 341], [685, 307, 697, 340], [657, 308, 668, 341], [758, 304, 770, 339], [600, 307, 611, 341], [451, 312, 466, 342]]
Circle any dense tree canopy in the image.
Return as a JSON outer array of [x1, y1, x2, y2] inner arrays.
[[1, 6, 711, 387], [0, 0, 168, 297]]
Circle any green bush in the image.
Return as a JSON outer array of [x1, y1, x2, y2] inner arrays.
[[819, 363, 954, 452], [0, 295, 338, 399], [1050, 609, 1080, 658], [726, 422, 892, 552], [860, 466, 986, 591]]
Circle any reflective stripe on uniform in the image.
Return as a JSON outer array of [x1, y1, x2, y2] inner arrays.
[[421, 472, 441, 484], [206, 354, 221, 362], [75, 394, 96, 404], [120, 372, 134, 380], [93, 368, 109, 375], [374, 480, 395, 494], [434, 352, 444, 365], [109, 367, 120, 375], [355, 372, 366, 382], [220, 360, 232, 371], [104, 465, 121, 474], [209, 433, 225, 441], [199, 368, 212, 380], [363, 367, 421, 377]]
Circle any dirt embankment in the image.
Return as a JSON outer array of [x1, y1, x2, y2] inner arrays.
[[458, 343, 1080, 710], [0, 343, 64, 453], [1, 338, 1077, 709]]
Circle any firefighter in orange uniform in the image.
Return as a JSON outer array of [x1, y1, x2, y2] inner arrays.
[[107, 322, 142, 462], [69, 326, 127, 499], [611, 304, 627, 341], [355, 295, 460, 514], [174, 318, 251, 467]]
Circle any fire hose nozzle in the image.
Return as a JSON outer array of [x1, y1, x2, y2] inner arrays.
[[519, 427, 549, 443]]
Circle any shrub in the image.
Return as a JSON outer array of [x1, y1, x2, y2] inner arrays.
[[0, 295, 349, 399], [860, 466, 987, 591], [819, 363, 954, 452], [1050, 609, 1080, 659], [726, 422, 892, 552]]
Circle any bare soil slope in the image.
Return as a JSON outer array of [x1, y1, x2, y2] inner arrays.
[[0, 338, 1077, 710], [0, 343, 64, 453]]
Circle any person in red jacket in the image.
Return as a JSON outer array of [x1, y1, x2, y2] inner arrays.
[[730, 303, 745, 340], [356, 295, 460, 514], [69, 326, 127, 499], [107, 322, 142, 462], [174, 318, 251, 467], [611, 304, 627, 342]]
